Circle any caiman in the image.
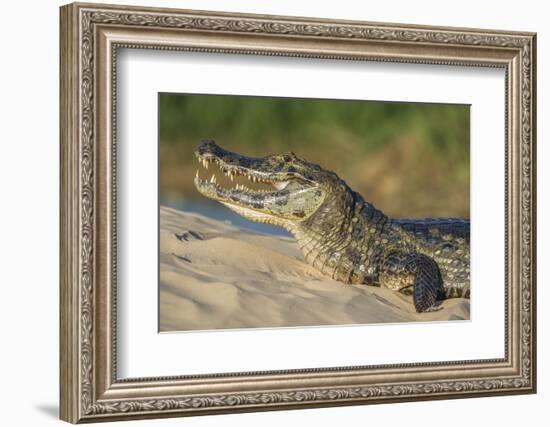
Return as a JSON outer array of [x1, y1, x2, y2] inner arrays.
[[194, 140, 470, 313]]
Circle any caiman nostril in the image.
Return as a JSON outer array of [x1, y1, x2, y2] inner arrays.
[[199, 139, 217, 150]]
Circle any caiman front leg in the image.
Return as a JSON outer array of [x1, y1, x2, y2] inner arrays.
[[378, 251, 444, 313]]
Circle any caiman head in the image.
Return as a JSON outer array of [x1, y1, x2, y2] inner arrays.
[[194, 140, 351, 232]]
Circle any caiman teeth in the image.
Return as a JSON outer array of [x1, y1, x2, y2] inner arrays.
[[196, 155, 288, 191]]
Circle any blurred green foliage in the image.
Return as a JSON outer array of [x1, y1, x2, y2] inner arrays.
[[159, 93, 470, 218], [160, 94, 468, 157]]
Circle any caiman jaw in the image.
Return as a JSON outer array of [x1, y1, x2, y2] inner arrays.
[[193, 149, 291, 201], [193, 140, 325, 228], [194, 155, 288, 193]]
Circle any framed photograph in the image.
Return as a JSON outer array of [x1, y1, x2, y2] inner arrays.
[[60, 2, 536, 423]]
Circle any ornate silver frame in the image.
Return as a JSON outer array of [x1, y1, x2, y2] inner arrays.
[[59, 2, 536, 423]]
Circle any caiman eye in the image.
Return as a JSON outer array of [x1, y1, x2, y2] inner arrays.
[[282, 152, 296, 162]]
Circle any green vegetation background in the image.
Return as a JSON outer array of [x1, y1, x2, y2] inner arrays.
[[160, 94, 470, 218]]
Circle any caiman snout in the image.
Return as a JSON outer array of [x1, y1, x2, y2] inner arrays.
[[195, 139, 227, 159]]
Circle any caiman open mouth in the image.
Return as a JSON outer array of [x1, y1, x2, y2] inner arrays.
[[193, 140, 312, 207], [193, 140, 327, 226], [194, 155, 290, 195]]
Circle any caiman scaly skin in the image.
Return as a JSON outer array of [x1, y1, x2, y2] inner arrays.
[[194, 140, 470, 313]]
